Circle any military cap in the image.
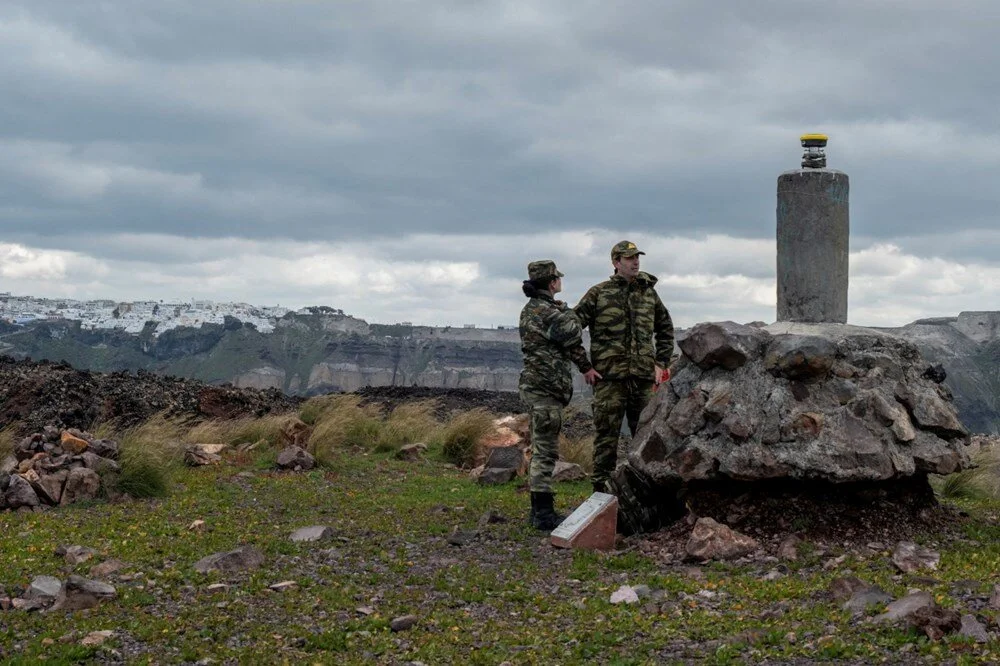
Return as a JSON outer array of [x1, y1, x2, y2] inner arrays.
[[611, 240, 645, 259], [527, 260, 565, 281]]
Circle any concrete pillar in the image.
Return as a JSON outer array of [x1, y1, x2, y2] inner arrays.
[[776, 140, 849, 323]]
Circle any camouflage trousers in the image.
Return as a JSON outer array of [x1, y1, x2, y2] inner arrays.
[[591, 378, 655, 485], [520, 389, 564, 494]]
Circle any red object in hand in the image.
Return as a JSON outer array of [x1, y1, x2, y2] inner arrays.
[[652, 367, 671, 391]]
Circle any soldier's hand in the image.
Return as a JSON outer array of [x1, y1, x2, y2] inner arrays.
[[655, 366, 670, 384], [583, 369, 602, 386]]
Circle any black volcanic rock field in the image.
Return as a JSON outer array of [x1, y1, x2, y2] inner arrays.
[[0, 356, 302, 436]]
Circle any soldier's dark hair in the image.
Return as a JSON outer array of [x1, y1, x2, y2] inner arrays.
[[522, 277, 557, 297]]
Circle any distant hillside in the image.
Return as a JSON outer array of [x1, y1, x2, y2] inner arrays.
[[5, 309, 1000, 433], [0, 311, 527, 396]]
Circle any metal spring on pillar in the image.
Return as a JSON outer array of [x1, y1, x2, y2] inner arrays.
[[800, 133, 828, 169]]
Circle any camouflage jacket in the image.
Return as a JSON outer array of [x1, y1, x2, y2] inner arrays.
[[519, 291, 593, 405], [574, 272, 674, 380]]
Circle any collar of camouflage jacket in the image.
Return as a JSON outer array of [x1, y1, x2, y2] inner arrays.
[[610, 271, 658, 287]]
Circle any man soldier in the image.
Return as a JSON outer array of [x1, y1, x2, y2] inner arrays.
[[518, 260, 594, 530], [575, 241, 675, 492]]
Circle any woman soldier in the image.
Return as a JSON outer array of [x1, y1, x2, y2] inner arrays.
[[519, 260, 599, 530]]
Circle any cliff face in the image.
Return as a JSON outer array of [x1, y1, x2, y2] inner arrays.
[[0, 312, 527, 397], [6, 310, 1000, 433]]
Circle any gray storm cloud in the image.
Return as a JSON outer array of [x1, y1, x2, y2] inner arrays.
[[1, 1, 999, 325]]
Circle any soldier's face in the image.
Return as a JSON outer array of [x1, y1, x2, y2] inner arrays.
[[549, 276, 562, 295], [614, 255, 640, 280]]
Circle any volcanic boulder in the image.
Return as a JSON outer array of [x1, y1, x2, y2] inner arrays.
[[614, 322, 972, 534]]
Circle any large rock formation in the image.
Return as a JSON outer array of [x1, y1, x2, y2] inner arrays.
[[883, 312, 1000, 433], [613, 321, 972, 535]]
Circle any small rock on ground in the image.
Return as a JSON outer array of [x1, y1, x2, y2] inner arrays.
[[390, 615, 418, 632]]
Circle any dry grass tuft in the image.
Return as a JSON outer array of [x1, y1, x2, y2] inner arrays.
[[305, 395, 384, 463], [107, 414, 187, 498], [375, 400, 440, 453], [559, 434, 594, 473], [187, 415, 287, 449], [934, 444, 1000, 500], [0, 426, 16, 459], [435, 409, 495, 468]]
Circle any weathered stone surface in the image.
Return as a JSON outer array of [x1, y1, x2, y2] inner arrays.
[[616, 323, 973, 533], [25, 575, 63, 601], [484, 445, 524, 471], [276, 446, 315, 471], [62, 545, 97, 565], [959, 614, 990, 643], [871, 392, 916, 442], [80, 631, 114, 647], [843, 586, 893, 613], [78, 452, 120, 473], [909, 603, 962, 640], [685, 517, 758, 560], [61, 467, 101, 505], [876, 591, 934, 623], [989, 584, 1000, 610], [552, 461, 586, 482], [678, 321, 769, 371], [828, 576, 871, 602], [59, 432, 89, 455], [89, 560, 126, 578], [609, 585, 640, 604], [0, 455, 17, 475], [667, 391, 707, 436], [11, 597, 48, 611], [765, 334, 837, 381], [477, 467, 517, 485], [777, 535, 802, 561], [289, 526, 335, 542], [184, 445, 223, 466], [31, 470, 67, 506], [390, 615, 418, 632], [280, 417, 312, 449], [65, 575, 116, 597], [89, 439, 120, 459], [51, 575, 118, 611], [895, 384, 968, 440], [5, 475, 40, 509], [193, 545, 265, 573], [891, 541, 940, 573]]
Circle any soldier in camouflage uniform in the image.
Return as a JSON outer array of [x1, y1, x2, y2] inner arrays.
[[575, 241, 674, 492], [519, 260, 594, 530]]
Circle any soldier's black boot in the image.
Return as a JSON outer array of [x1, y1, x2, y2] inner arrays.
[[530, 492, 564, 531], [592, 480, 607, 494]]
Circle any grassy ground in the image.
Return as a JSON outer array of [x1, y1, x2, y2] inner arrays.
[[3, 414, 1000, 664]]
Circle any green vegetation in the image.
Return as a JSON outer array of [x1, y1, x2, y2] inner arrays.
[[3, 410, 1000, 663]]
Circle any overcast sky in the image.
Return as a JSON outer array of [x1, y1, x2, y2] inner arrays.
[[2, 1, 999, 327]]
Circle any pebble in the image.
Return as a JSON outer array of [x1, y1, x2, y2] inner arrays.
[[390, 615, 418, 632]]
